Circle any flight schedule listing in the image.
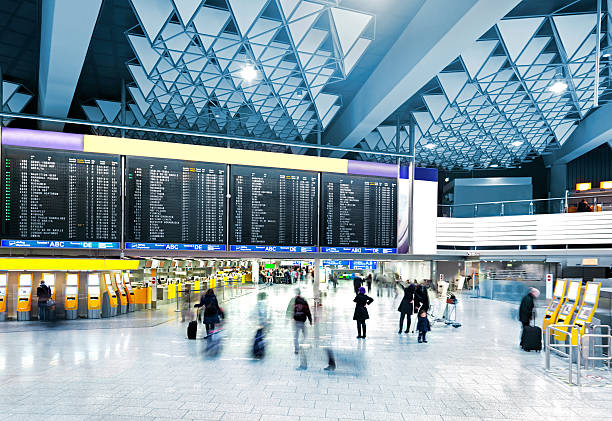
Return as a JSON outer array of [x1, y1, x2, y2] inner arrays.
[[126, 157, 226, 245], [321, 173, 397, 249], [230, 166, 318, 247], [1, 147, 121, 244]]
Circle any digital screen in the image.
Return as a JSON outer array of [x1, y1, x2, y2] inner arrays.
[[0, 273, 7, 287], [584, 284, 598, 304], [18, 274, 32, 286], [2, 147, 120, 243], [553, 281, 564, 297], [66, 286, 78, 296], [126, 157, 226, 246], [567, 281, 580, 299], [66, 274, 79, 287], [230, 165, 318, 247], [321, 173, 397, 249]]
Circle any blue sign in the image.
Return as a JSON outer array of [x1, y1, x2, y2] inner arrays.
[[350, 260, 378, 270], [230, 245, 317, 253], [125, 243, 226, 251], [1, 240, 120, 249], [322, 260, 350, 266], [320, 247, 396, 254]]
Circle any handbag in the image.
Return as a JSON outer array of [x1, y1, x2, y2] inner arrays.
[[46, 299, 55, 307]]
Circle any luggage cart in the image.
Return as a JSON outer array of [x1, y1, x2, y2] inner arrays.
[[443, 293, 462, 328]]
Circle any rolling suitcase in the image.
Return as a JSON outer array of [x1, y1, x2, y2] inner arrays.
[[252, 328, 265, 359], [187, 320, 197, 339], [521, 325, 542, 351]]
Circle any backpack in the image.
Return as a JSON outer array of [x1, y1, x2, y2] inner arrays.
[[294, 301, 306, 321]]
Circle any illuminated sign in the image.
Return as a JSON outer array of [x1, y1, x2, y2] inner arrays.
[[125, 243, 226, 251], [576, 182, 591, 191], [600, 181, 612, 189]]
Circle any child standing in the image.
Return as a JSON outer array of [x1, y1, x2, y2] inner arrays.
[[417, 310, 431, 343]]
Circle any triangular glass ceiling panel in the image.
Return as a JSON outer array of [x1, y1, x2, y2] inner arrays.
[[173, 0, 200, 25], [2, 81, 19, 104], [288, 12, 319, 46], [322, 105, 340, 128], [227, 0, 268, 37], [314, 93, 337, 120], [330, 7, 372, 55], [130, 0, 173, 42], [279, 0, 299, 20], [516, 37, 550, 68], [129, 86, 151, 114], [377, 126, 396, 148], [438, 72, 468, 103], [423, 95, 448, 121], [96, 100, 122, 122], [82, 105, 104, 122], [7, 93, 30, 113], [461, 40, 498, 79], [128, 34, 161, 75], [344, 38, 370, 75], [553, 14, 597, 60], [497, 17, 544, 61], [192, 6, 230, 39]]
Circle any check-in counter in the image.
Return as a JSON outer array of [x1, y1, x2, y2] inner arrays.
[[133, 287, 150, 310], [64, 273, 79, 319], [0, 273, 7, 321], [17, 274, 33, 321]]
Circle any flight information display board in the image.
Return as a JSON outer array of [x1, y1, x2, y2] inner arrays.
[[230, 165, 318, 249], [126, 157, 226, 249], [1, 146, 121, 248], [321, 173, 397, 251]]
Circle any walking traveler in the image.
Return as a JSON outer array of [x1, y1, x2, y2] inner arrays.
[[366, 274, 373, 293], [287, 289, 312, 354], [195, 288, 222, 336], [353, 287, 374, 339]]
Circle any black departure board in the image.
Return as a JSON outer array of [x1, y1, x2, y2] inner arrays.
[[321, 173, 397, 248], [126, 157, 226, 244], [1, 146, 121, 242], [230, 165, 318, 246]]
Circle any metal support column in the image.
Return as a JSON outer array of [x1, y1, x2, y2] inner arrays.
[[0, 65, 3, 127], [317, 123, 322, 157], [408, 115, 416, 254], [120, 79, 126, 138], [594, 0, 602, 107], [313, 258, 321, 306]]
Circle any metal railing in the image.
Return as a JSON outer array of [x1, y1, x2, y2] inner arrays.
[[545, 324, 582, 386], [439, 193, 612, 218], [582, 325, 612, 370]]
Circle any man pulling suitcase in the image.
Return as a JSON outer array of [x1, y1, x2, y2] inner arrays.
[[518, 288, 541, 351]]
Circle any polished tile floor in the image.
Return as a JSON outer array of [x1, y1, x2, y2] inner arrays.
[[0, 281, 610, 421]]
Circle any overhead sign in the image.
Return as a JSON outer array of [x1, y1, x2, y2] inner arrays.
[[322, 260, 350, 267], [320, 247, 396, 254], [230, 245, 316, 253], [125, 243, 226, 251], [350, 261, 377, 270], [2, 240, 120, 249]]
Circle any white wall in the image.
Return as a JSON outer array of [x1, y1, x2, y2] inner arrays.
[[383, 260, 431, 281], [412, 179, 437, 254]]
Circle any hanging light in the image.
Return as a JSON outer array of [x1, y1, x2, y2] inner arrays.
[[548, 80, 567, 94], [424, 143, 436, 150], [511, 140, 523, 147], [240, 64, 258, 83]]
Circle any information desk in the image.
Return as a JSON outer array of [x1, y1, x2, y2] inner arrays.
[[87, 273, 101, 319], [554, 280, 582, 341], [113, 273, 128, 314], [16, 273, 33, 321], [543, 279, 566, 333], [102, 273, 118, 317], [1, 146, 121, 247], [0, 273, 7, 320], [321, 173, 397, 250], [230, 165, 318, 248], [64, 273, 79, 319], [125, 157, 226, 248]]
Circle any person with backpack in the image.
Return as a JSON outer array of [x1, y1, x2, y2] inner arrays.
[[286, 288, 312, 354], [36, 279, 52, 321], [353, 287, 374, 339]]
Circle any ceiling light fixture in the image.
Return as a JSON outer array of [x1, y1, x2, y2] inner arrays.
[[603, 53, 611, 58], [240, 64, 258, 83], [424, 143, 436, 150], [511, 140, 523, 147], [548, 80, 567, 94], [490, 163, 499, 168]]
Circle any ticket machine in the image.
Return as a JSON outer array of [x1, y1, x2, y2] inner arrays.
[[64, 273, 79, 319], [0, 273, 7, 321], [113, 273, 128, 314], [102, 273, 118, 318], [571, 282, 601, 345], [553, 279, 582, 341], [122, 272, 135, 312], [16, 273, 33, 321], [87, 273, 102, 319], [542, 279, 567, 333]]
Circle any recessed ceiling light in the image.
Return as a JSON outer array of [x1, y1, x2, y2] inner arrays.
[[490, 163, 499, 168], [511, 140, 523, 147], [240, 64, 258, 83], [424, 143, 436, 150], [603, 53, 611, 58], [548, 80, 567, 94]]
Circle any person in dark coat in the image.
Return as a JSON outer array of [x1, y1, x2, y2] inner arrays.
[[366, 274, 373, 293], [416, 309, 431, 343], [36, 280, 51, 321], [415, 283, 430, 313], [196, 288, 222, 335], [353, 274, 363, 294], [397, 281, 416, 333], [577, 199, 591, 212], [518, 287, 540, 327], [353, 287, 374, 339]]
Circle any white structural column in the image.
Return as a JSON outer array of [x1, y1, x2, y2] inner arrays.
[[323, 0, 522, 154], [313, 258, 321, 307], [38, 0, 103, 131]]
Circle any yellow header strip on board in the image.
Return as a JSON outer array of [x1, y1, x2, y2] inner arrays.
[[0, 258, 140, 271], [84, 135, 348, 173]]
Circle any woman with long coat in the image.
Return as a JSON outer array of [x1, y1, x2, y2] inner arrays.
[[397, 281, 416, 333], [198, 288, 221, 335], [353, 287, 374, 339]]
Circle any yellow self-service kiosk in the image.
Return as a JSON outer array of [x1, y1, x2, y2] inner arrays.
[[553, 280, 582, 341], [571, 282, 602, 345], [16, 273, 33, 321], [102, 274, 118, 318], [113, 273, 128, 314], [122, 272, 135, 312], [64, 273, 79, 319], [542, 279, 567, 333], [87, 273, 102, 319], [0, 273, 7, 321]]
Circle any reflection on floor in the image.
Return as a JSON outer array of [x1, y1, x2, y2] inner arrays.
[[0, 281, 610, 421]]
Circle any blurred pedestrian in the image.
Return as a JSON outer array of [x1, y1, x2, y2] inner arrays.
[[518, 287, 539, 329], [287, 288, 312, 354], [353, 274, 363, 294], [196, 288, 221, 336], [36, 279, 51, 321], [366, 273, 373, 293], [353, 287, 374, 339], [397, 281, 416, 334]]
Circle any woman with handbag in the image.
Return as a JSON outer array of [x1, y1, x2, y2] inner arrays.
[[196, 288, 221, 336]]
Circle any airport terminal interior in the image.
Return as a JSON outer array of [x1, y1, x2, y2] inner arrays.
[[1, 0, 612, 419]]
